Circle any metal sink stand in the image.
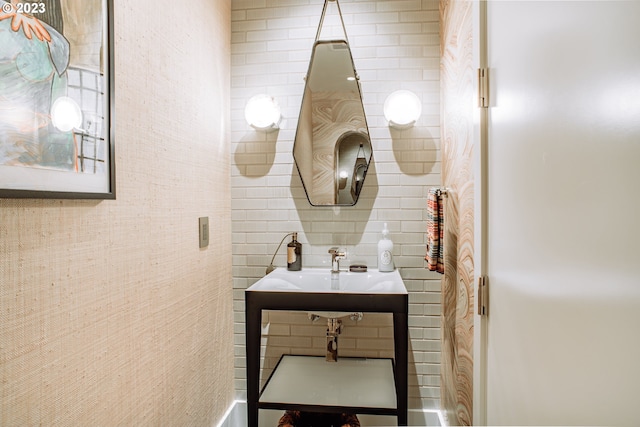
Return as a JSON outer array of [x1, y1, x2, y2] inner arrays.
[[245, 290, 408, 426]]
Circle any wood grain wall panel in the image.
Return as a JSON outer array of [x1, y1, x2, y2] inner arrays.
[[440, 0, 475, 425], [310, 92, 366, 205]]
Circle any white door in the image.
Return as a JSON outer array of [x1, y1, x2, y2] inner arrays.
[[479, 1, 640, 425]]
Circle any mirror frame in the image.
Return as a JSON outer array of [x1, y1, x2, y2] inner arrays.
[[293, 39, 372, 207]]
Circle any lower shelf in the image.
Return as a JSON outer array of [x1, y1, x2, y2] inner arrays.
[[259, 355, 397, 413]]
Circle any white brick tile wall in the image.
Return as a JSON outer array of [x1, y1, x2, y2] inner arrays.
[[231, 0, 441, 410]]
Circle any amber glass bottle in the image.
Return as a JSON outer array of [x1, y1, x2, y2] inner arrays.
[[287, 233, 302, 271]]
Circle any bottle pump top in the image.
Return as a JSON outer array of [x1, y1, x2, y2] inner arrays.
[[382, 223, 389, 238]]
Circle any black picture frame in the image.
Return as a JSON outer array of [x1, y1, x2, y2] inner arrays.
[[0, 0, 115, 199]]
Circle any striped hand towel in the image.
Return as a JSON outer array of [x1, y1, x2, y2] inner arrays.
[[425, 188, 444, 274]]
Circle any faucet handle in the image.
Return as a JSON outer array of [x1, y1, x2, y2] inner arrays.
[[328, 247, 346, 257]]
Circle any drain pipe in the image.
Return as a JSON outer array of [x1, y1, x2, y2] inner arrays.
[[326, 318, 342, 362]]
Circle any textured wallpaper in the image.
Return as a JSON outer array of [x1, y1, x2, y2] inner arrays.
[[440, 0, 475, 425], [0, 1, 234, 425]]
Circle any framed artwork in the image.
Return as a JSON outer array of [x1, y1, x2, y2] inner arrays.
[[0, 0, 115, 199]]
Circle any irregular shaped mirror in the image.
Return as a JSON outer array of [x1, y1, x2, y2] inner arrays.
[[293, 14, 372, 206]]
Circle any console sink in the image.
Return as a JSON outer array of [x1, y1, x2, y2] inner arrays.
[[247, 268, 407, 294], [245, 267, 410, 426]]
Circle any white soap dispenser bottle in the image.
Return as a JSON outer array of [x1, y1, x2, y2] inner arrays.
[[378, 223, 394, 272]]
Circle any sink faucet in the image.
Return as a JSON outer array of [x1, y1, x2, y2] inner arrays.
[[328, 247, 346, 273]]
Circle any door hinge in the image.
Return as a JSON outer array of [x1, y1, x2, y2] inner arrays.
[[477, 275, 489, 316], [478, 68, 489, 108]]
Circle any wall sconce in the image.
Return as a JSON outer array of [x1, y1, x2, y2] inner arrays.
[[245, 94, 281, 131], [383, 90, 422, 129], [51, 96, 83, 132], [338, 170, 348, 189]]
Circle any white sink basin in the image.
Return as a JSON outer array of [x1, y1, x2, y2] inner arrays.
[[246, 268, 407, 294]]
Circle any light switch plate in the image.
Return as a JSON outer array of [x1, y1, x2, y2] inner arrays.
[[199, 217, 209, 248]]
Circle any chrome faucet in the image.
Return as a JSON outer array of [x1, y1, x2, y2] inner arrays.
[[328, 247, 346, 273]]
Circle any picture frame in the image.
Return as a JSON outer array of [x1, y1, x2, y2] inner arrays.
[[0, 0, 115, 199]]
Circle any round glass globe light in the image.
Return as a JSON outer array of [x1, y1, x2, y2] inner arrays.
[[383, 90, 422, 128], [245, 94, 281, 130]]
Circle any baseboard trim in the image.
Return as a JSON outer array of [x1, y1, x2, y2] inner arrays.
[[215, 400, 246, 427], [217, 401, 444, 427]]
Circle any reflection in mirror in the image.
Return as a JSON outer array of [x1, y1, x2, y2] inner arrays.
[[293, 40, 372, 206], [335, 133, 371, 205]]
